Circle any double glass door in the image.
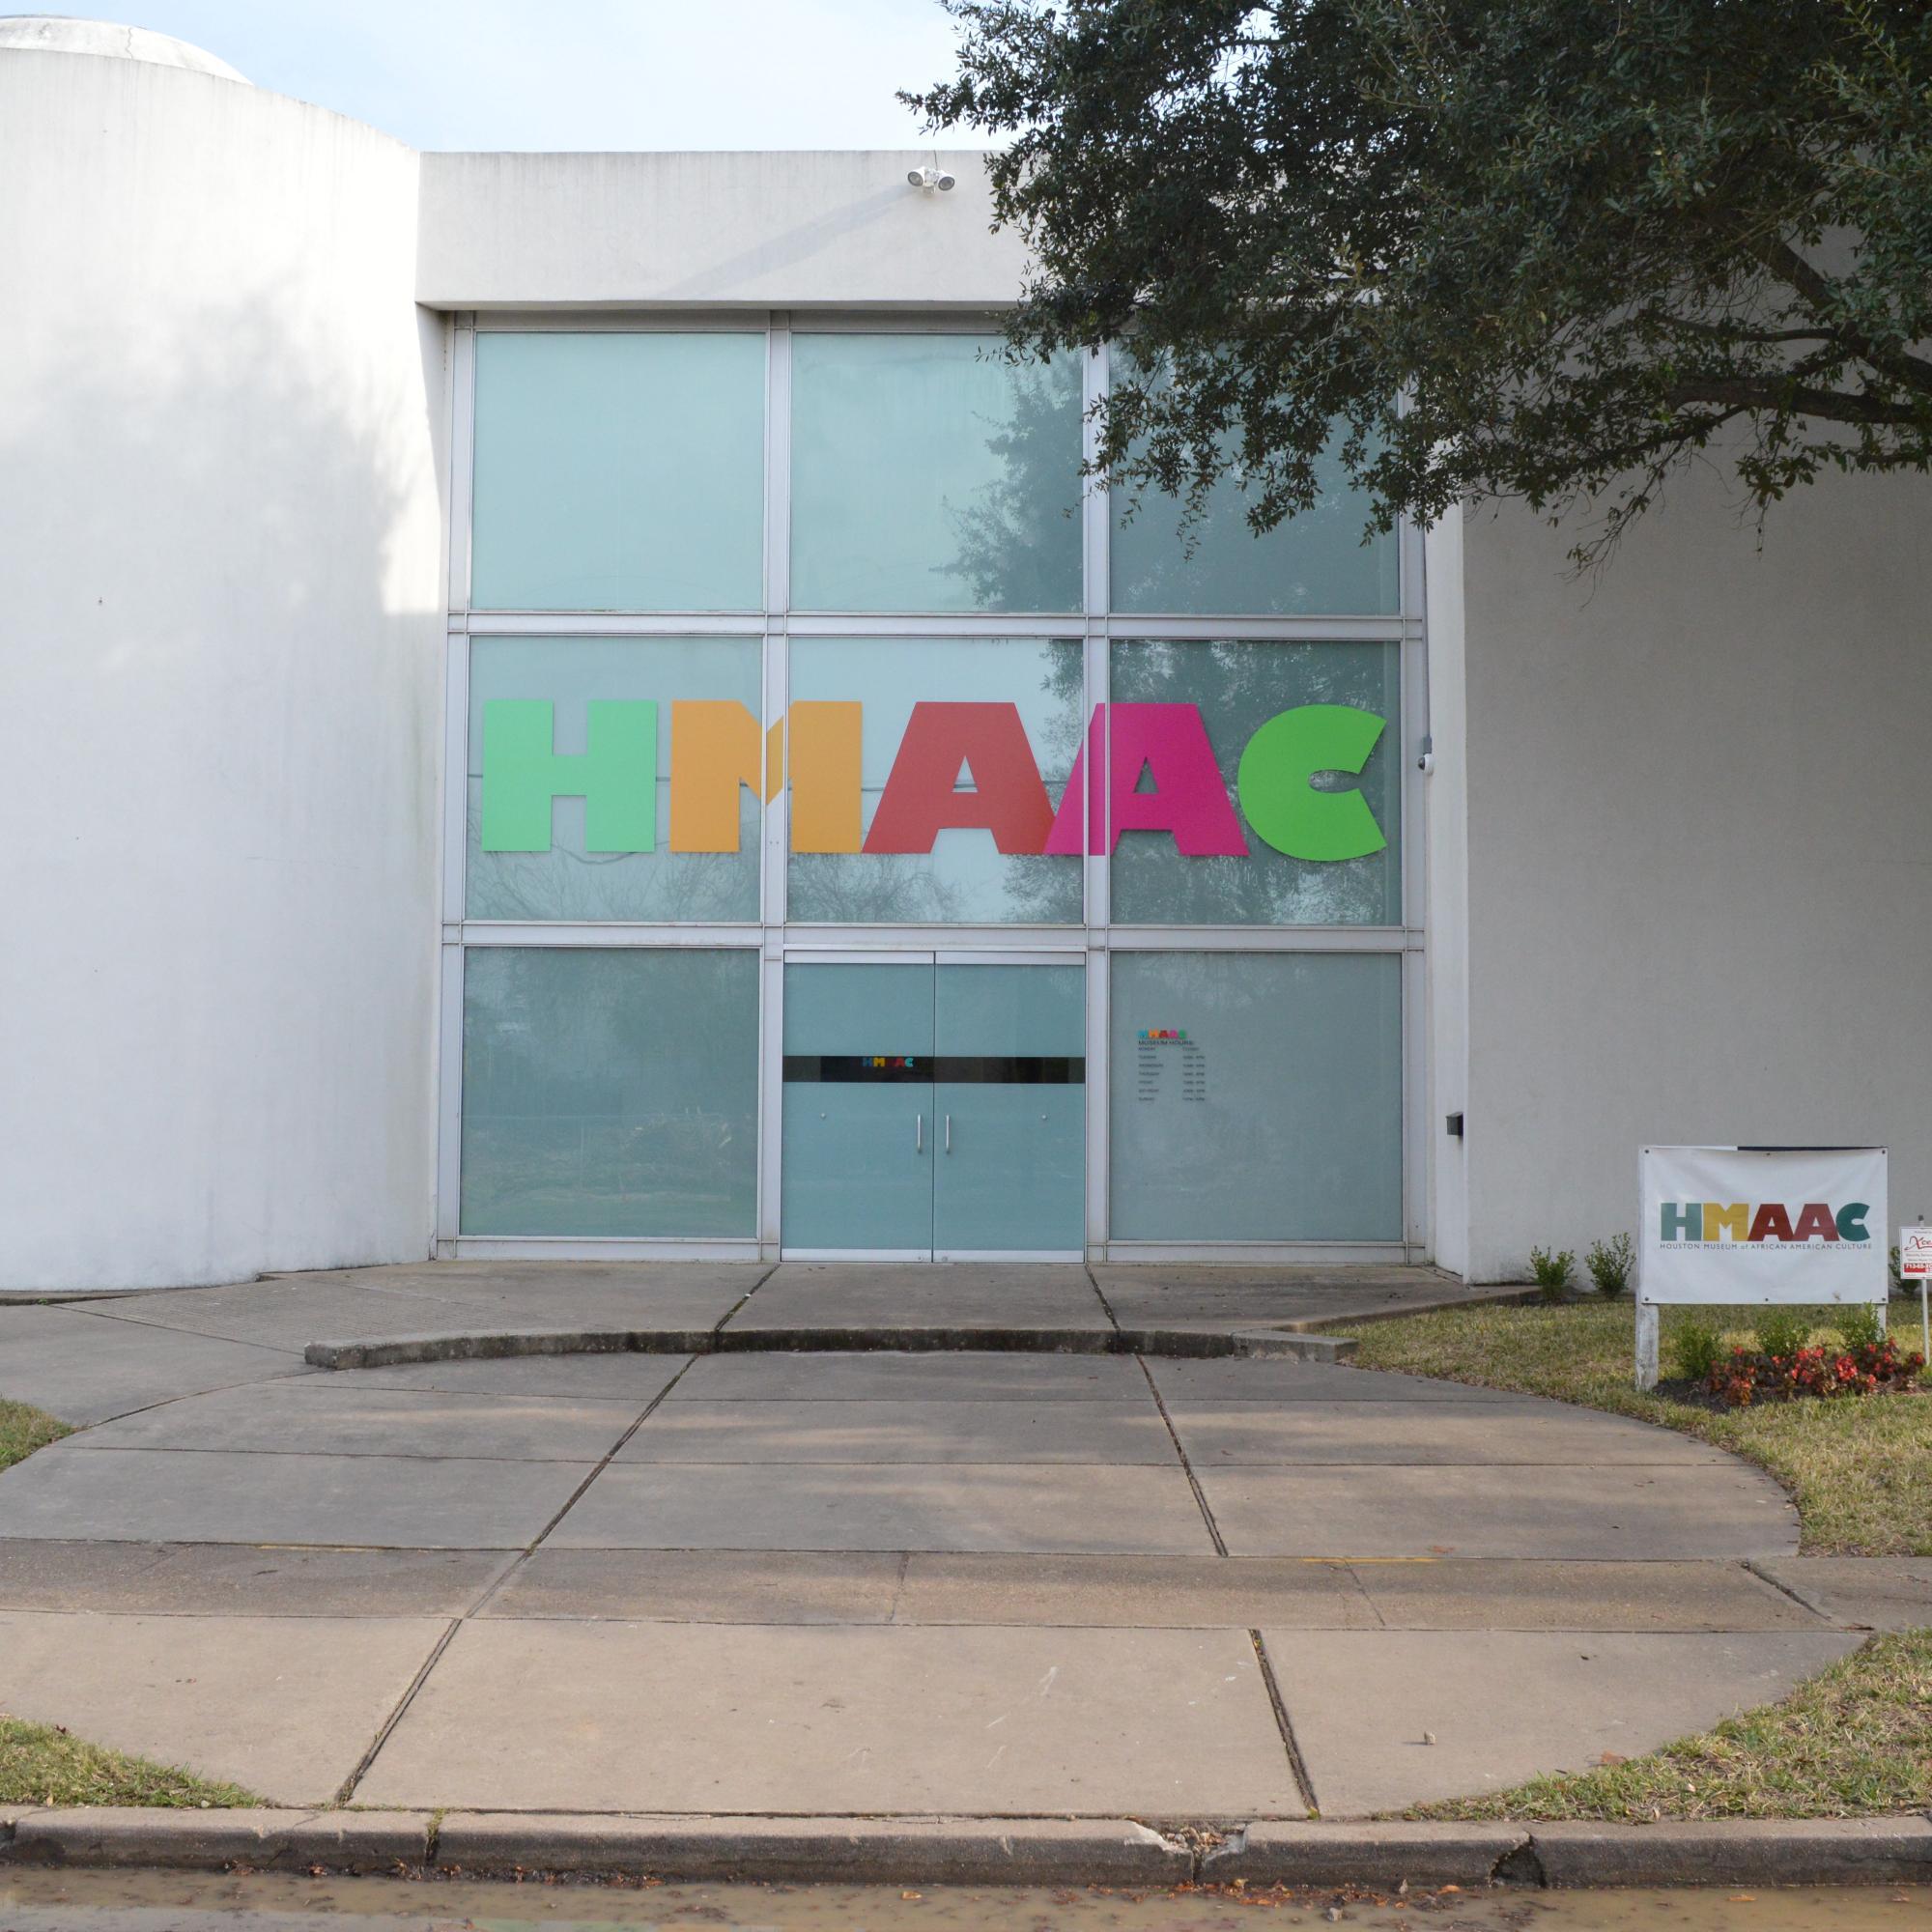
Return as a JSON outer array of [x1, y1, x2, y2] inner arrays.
[[780, 959, 1086, 1258]]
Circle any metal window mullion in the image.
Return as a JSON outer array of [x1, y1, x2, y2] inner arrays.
[[441, 631, 471, 926], [764, 317, 792, 620], [759, 942, 784, 1257], [446, 317, 475, 616], [465, 611, 767, 637], [781, 613, 1085, 639], [456, 923, 765, 949], [1399, 502, 1431, 1257], [1102, 614, 1406, 641], [434, 941, 465, 1249], [1085, 937, 1109, 1259], [470, 310, 772, 334], [1105, 925, 1409, 952], [787, 309, 1006, 335]]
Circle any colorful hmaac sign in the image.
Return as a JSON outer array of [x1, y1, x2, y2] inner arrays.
[[479, 698, 1389, 864], [1637, 1146, 1889, 1307]]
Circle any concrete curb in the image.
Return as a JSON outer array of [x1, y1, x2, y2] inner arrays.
[[1525, 1817, 1932, 1888], [2, 1808, 435, 1871], [435, 1813, 1191, 1883], [304, 1325, 1359, 1370], [5, 1808, 1930, 1886], [1203, 1821, 1532, 1888]]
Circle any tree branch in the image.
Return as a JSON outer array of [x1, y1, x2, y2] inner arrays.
[[1756, 236, 1932, 396], [1665, 378, 1924, 427]]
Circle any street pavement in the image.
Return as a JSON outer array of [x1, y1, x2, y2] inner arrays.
[[0, 1262, 1922, 1823]]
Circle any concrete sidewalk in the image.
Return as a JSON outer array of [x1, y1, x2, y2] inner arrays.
[[2, 1260, 1511, 1422], [1, 1263, 1925, 1830]]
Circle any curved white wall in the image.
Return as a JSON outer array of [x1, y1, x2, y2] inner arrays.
[[0, 50, 445, 1289]]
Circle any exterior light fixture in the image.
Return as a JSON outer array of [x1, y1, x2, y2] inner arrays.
[[907, 164, 956, 192]]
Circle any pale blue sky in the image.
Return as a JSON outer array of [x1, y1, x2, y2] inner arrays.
[[86, 0, 965, 150]]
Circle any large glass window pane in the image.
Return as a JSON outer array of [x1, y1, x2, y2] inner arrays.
[[1111, 416, 1398, 616], [1110, 952, 1402, 1241], [787, 636, 1083, 923], [1107, 639, 1400, 926], [467, 636, 761, 923], [790, 334, 1082, 613], [470, 332, 764, 611], [460, 948, 759, 1236]]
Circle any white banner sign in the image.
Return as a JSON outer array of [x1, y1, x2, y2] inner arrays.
[[1638, 1146, 1888, 1306]]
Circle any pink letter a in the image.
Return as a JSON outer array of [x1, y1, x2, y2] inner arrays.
[[1045, 703, 1248, 856]]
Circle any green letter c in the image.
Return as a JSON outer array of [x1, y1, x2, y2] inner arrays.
[[1236, 704, 1388, 862]]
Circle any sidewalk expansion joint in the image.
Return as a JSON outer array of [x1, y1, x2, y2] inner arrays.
[[1742, 1557, 1835, 1623], [327, 1359, 703, 1804], [331, 1617, 462, 1807], [1084, 1264, 1124, 1336], [709, 1264, 781, 1336], [1248, 1631, 1321, 1817]]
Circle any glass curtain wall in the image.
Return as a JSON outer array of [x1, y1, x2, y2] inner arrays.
[[446, 320, 1413, 1255]]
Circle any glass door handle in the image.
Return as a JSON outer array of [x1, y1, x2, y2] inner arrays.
[[915, 1113, 923, 1154], [944, 1114, 952, 1154]]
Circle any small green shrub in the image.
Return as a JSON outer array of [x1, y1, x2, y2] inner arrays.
[[1673, 1312, 1723, 1381], [1528, 1246, 1576, 1299], [1754, 1307, 1811, 1361], [1585, 1233, 1635, 1297], [1835, 1301, 1885, 1351]]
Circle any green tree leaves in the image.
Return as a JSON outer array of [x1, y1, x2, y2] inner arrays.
[[906, 0, 1932, 566]]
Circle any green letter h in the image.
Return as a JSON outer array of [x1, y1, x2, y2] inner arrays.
[[480, 700, 657, 853], [1660, 1202, 1702, 1241]]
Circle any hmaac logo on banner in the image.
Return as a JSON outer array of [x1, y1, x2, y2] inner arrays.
[[1638, 1146, 1888, 1307]]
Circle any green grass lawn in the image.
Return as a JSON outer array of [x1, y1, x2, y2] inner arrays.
[[0, 1398, 69, 1475], [0, 1717, 260, 1809], [1406, 1627, 1932, 1821], [1330, 1298, 1931, 1555]]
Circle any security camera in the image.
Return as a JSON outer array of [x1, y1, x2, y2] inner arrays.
[[907, 165, 956, 192]]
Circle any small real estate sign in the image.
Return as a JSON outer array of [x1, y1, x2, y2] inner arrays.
[[1638, 1146, 1889, 1307], [1899, 1225, 1932, 1281]]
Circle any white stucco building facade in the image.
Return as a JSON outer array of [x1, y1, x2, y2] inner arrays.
[[2, 23, 1924, 1293]]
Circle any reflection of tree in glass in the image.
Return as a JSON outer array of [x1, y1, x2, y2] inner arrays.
[[1112, 953, 1403, 1242], [1109, 349, 1396, 617], [465, 794, 759, 923], [464, 949, 756, 1236], [1109, 640, 1401, 926], [788, 852, 969, 924], [939, 353, 1085, 612], [1001, 639, 1402, 928]]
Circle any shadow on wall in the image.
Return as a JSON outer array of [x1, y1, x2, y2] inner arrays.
[[0, 298, 448, 1288]]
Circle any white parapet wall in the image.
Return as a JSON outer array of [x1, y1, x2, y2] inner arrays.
[[416, 149, 1025, 309], [1452, 458, 1932, 1283], [0, 45, 446, 1290]]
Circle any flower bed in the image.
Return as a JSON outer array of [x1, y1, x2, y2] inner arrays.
[[1707, 1337, 1923, 1408]]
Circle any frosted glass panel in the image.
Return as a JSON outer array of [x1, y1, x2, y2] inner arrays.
[[783, 963, 935, 1058], [1111, 382, 1397, 615], [467, 636, 760, 923], [1110, 952, 1402, 1241], [790, 335, 1082, 612], [936, 964, 1084, 1058], [1110, 639, 1401, 926], [470, 332, 764, 611], [460, 948, 758, 1236], [787, 636, 1083, 923]]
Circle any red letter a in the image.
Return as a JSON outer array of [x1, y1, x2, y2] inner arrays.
[[862, 702, 1055, 855]]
